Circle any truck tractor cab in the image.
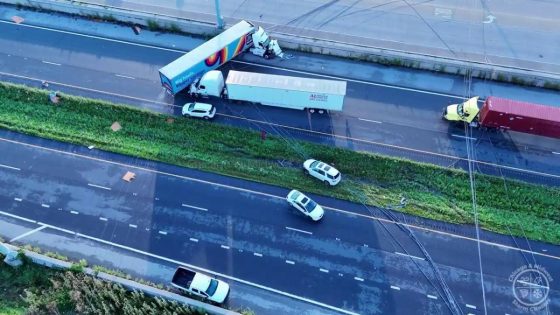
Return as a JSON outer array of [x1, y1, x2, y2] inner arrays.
[[250, 27, 283, 59], [188, 71, 225, 98], [443, 96, 480, 124]]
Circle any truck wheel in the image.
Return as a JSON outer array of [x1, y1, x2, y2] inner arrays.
[[204, 116, 209, 120]]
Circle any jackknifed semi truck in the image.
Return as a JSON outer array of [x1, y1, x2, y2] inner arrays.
[[189, 70, 347, 113], [443, 96, 560, 139], [159, 20, 283, 95]]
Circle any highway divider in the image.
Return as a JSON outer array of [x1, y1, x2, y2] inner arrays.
[[0, 82, 559, 244]]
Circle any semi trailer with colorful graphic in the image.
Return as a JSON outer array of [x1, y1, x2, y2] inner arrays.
[[159, 20, 283, 95]]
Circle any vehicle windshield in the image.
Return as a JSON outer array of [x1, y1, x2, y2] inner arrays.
[[188, 103, 195, 111], [457, 104, 464, 116], [310, 160, 320, 168], [206, 279, 219, 296], [304, 199, 318, 212]]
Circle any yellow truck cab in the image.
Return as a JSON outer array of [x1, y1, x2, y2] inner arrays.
[[443, 96, 480, 123]]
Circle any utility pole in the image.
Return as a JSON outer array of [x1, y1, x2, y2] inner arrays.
[[214, 0, 224, 29]]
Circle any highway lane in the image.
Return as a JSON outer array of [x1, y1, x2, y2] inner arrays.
[[1, 18, 560, 186], [0, 131, 558, 314]]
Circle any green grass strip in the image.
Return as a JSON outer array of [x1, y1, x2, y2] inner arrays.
[[0, 82, 559, 244]]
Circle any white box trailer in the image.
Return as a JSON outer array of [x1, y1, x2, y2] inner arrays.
[[224, 71, 346, 112]]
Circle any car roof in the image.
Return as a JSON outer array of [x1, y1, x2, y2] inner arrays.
[[316, 162, 339, 176], [191, 102, 213, 111]]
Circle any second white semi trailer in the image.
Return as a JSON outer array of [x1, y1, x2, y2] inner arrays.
[[190, 70, 347, 113]]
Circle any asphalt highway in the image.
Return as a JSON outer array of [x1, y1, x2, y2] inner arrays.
[[0, 13, 559, 186], [0, 130, 558, 314]]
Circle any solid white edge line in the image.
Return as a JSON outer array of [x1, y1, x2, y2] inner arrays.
[[285, 226, 313, 235], [9, 225, 47, 242], [0, 163, 21, 171], [0, 211, 36, 223], [87, 183, 111, 190], [181, 204, 208, 211], [427, 295, 438, 300], [220, 245, 230, 249], [189, 237, 199, 242], [115, 74, 135, 79], [285, 260, 295, 265], [1, 137, 559, 261], [465, 304, 477, 309], [390, 285, 400, 290], [37, 222, 76, 235], [395, 252, 425, 261]]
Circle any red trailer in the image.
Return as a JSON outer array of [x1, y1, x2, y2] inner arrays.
[[479, 97, 560, 139]]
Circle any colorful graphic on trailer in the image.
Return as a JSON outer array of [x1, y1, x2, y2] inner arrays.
[[160, 33, 252, 94]]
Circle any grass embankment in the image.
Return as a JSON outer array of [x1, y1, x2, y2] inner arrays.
[[0, 82, 558, 243], [0, 254, 201, 314]]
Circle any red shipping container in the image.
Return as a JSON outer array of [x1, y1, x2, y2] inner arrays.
[[479, 96, 560, 139]]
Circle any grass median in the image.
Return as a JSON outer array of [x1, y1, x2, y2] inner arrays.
[[0, 82, 559, 244]]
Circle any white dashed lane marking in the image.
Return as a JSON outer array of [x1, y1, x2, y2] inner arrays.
[[285, 260, 295, 265], [254, 253, 263, 257], [158, 231, 167, 235], [390, 285, 400, 290], [99, 217, 108, 221], [41, 204, 50, 208], [320, 268, 329, 273], [115, 74, 135, 79], [427, 295, 438, 300], [41, 60, 61, 66], [189, 238, 199, 243], [14, 197, 22, 202], [87, 183, 111, 190], [70, 211, 79, 215], [129, 224, 137, 228], [221, 245, 230, 249]]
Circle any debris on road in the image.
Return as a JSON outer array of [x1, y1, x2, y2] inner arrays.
[[122, 171, 136, 182]]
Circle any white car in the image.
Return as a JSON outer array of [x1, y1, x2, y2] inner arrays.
[[182, 102, 216, 119], [303, 159, 341, 186], [286, 189, 324, 221]]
